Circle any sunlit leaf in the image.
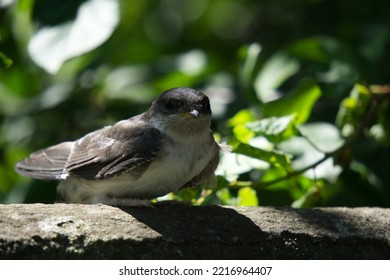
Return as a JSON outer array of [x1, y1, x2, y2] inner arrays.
[[336, 83, 372, 136], [278, 136, 342, 182], [103, 65, 156, 103], [239, 43, 262, 84], [258, 167, 291, 190], [238, 186, 258, 206], [263, 78, 321, 125], [169, 188, 201, 203], [177, 49, 207, 75], [229, 139, 290, 167], [228, 108, 255, 126], [298, 122, 345, 153], [254, 51, 300, 102], [246, 114, 297, 143], [216, 151, 269, 182], [232, 125, 254, 143], [0, 0, 16, 8], [229, 109, 256, 143], [28, 0, 119, 74], [35, 83, 74, 109]]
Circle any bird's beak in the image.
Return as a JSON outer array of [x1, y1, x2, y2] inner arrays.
[[181, 109, 200, 119], [189, 109, 200, 119]]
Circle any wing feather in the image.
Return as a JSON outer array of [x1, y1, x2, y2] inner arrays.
[[15, 116, 163, 181], [14, 142, 73, 180], [65, 118, 162, 179]]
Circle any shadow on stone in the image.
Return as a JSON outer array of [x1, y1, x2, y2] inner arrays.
[[120, 204, 266, 242], [118, 204, 268, 259]]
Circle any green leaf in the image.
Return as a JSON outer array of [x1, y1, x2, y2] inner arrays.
[[278, 136, 342, 181], [103, 65, 156, 103], [336, 83, 372, 136], [287, 37, 330, 63], [232, 125, 254, 143], [229, 109, 256, 143], [216, 187, 236, 205], [229, 139, 290, 167], [228, 108, 255, 126], [239, 43, 262, 85], [28, 0, 119, 74], [238, 187, 258, 206], [246, 114, 298, 143], [263, 78, 321, 125], [0, 53, 13, 69], [254, 51, 300, 102], [298, 122, 345, 153], [291, 181, 325, 208], [216, 150, 269, 182]]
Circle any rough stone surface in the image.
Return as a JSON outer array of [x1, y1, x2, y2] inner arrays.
[[0, 203, 389, 259]]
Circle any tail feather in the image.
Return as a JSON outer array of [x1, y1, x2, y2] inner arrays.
[[15, 142, 73, 180]]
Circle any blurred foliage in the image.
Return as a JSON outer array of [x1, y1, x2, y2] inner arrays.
[[1, 0, 390, 207]]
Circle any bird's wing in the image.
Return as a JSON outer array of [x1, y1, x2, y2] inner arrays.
[[15, 118, 162, 180], [15, 142, 74, 180], [66, 119, 162, 180]]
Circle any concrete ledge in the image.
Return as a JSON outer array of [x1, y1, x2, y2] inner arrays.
[[0, 204, 389, 259]]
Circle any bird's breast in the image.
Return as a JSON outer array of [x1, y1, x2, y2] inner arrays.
[[133, 133, 215, 197]]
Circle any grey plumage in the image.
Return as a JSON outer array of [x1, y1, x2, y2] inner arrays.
[[15, 87, 220, 205], [16, 119, 162, 180]]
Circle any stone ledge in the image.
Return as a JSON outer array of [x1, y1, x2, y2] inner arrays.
[[0, 203, 389, 259]]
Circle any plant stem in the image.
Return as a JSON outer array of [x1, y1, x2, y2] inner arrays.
[[230, 92, 384, 190]]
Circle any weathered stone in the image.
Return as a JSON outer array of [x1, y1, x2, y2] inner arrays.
[[0, 204, 389, 259]]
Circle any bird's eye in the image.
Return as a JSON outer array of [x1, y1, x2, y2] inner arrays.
[[162, 99, 181, 113], [163, 100, 174, 110]]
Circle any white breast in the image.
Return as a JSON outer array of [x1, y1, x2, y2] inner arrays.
[[119, 130, 215, 197]]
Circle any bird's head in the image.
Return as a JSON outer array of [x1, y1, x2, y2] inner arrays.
[[147, 87, 212, 136]]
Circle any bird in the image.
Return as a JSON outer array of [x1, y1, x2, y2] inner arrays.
[[15, 87, 221, 206]]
